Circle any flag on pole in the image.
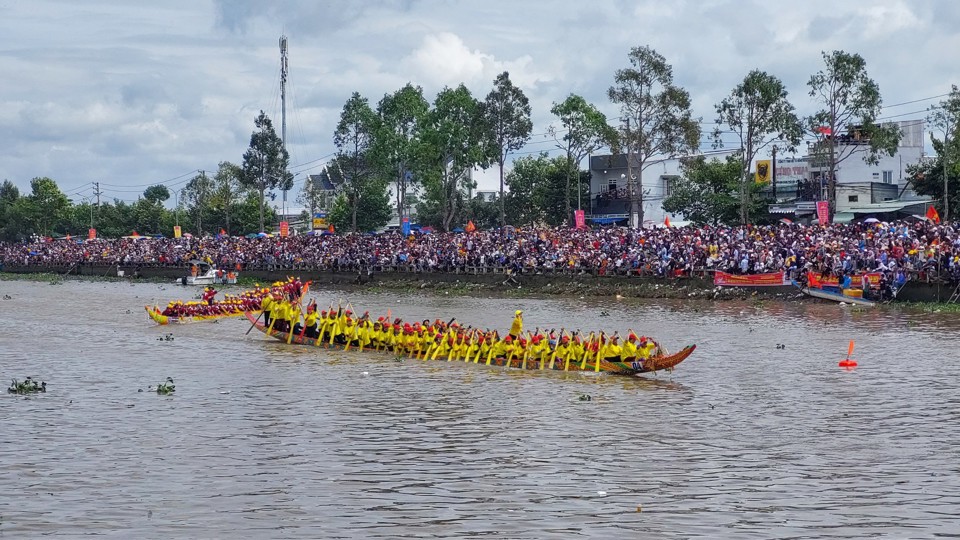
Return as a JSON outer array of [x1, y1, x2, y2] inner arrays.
[[664, 216, 671, 227], [926, 205, 941, 224], [465, 220, 476, 233]]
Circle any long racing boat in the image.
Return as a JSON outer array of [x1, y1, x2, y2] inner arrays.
[[244, 312, 695, 376], [145, 305, 254, 325]]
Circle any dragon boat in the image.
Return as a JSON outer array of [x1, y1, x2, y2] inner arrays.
[[145, 305, 254, 325], [243, 312, 695, 376]]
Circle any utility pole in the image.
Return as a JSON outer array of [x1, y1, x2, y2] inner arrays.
[[279, 35, 288, 220], [944, 118, 951, 222], [93, 181, 101, 229], [626, 117, 636, 228], [772, 146, 778, 203]]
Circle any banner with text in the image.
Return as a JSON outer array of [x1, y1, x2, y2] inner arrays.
[[312, 212, 327, 230], [816, 201, 829, 225], [173, 225, 181, 239], [279, 221, 289, 237], [88, 228, 96, 240], [807, 271, 882, 290], [714, 271, 790, 287], [574, 209, 586, 229]]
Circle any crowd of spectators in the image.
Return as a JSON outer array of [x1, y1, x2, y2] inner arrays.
[[2, 221, 959, 284]]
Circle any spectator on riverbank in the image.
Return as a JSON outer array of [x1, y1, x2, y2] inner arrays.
[[2, 220, 956, 283]]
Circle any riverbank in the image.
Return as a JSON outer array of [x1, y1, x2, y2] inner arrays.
[[5, 265, 959, 307]]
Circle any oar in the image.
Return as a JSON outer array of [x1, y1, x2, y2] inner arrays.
[[245, 310, 264, 335]]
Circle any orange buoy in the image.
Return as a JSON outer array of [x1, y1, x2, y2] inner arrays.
[[839, 340, 857, 368]]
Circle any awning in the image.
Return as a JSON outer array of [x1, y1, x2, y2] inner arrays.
[[833, 212, 855, 224], [589, 216, 628, 224]]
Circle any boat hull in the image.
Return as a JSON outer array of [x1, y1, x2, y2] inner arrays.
[[797, 285, 877, 307], [145, 305, 250, 325], [244, 312, 694, 376]]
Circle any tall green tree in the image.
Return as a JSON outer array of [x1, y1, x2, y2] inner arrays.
[[807, 50, 901, 221], [417, 84, 490, 232], [183, 171, 213, 235], [333, 92, 391, 232], [549, 94, 616, 225], [714, 70, 803, 224], [241, 111, 292, 233], [22, 177, 71, 236], [908, 135, 960, 218], [210, 161, 242, 236], [374, 83, 429, 223], [608, 45, 701, 227], [662, 154, 753, 225], [136, 184, 170, 235], [0, 180, 20, 240], [925, 85, 960, 221], [482, 71, 533, 227], [504, 153, 587, 227]]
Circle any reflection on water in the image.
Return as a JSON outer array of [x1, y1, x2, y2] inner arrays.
[[2, 279, 960, 538]]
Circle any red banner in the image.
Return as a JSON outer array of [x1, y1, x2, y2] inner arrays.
[[816, 201, 829, 225], [714, 271, 790, 287], [807, 271, 882, 290], [88, 228, 96, 240], [279, 221, 289, 237], [574, 210, 586, 229]]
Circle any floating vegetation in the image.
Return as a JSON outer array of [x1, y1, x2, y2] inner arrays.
[[155, 377, 175, 395], [8, 377, 46, 394], [157, 333, 174, 342], [578, 394, 592, 402]]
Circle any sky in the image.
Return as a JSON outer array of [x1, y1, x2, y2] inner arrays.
[[3, 0, 959, 209]]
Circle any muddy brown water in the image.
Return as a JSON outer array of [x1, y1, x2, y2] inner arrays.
[[1, 279, 959, 538]]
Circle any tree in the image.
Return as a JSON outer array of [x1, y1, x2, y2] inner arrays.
[[327, 189, 392, 233], [482, 71, 533, 227], [374, 83, 429, 223], [333, 92, 391, 232], [240, 111, 292, 233], [24, 177, 70, 236], [714, 70, 803, 224], [182, 171, 213, 235], [549, 94, 616, 225], [504, 153, 588, 227], [926, 85, 960, 221], [0, 180, 21, 240], [210, 161, 242, 236], [136, 184, 170, 234], [908, 135, 960, 218], [662, 154, 747, 225], [608, 45, 701, 227], [417, 84, 490, 232], [807, 50, 901, 221]]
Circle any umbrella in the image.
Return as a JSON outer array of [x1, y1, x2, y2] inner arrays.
[[244, 233, 258, 239], [257, 232, 271, 238], [863, 217, 880, 223], [452, 227, 465, 233], [779, 218, 793, 225]]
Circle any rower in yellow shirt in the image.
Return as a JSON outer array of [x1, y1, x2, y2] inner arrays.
[[509, 310, 523, 339]]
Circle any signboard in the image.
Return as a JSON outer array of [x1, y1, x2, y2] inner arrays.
[[401, 217, 410, 236], [714, 271, 790, 287], [816, 201, 829, 225], [574, 209, 586, 229], [312, 212, 327, 230], [88, 228, 96, 240], [807, 271, 882, 290], [755, 160, 771, 184], [173, 225, 182, 239], [279, 221, 289, 237]]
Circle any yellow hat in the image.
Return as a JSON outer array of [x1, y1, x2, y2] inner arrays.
[[515, 310, 522, 315]]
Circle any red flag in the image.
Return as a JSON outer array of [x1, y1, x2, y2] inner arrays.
[[816, 126, 833, 136], [465, 220, 476, 233], [220, 228, 226, 236], [926, 205, 941, 224], [664, 215, 671, 227]]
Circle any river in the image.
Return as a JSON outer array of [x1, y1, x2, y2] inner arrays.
[[1, 278, 959, 539]]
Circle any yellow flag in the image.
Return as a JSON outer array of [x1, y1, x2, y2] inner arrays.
[[755, 160, 771, 184]]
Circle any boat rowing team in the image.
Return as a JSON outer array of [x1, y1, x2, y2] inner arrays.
[[260, 294, 664, 367], [160, 288, 264, 317]]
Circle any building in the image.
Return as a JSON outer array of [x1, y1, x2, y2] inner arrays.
[[587, 151, 737, 227], [768, 120, 931, 222]]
